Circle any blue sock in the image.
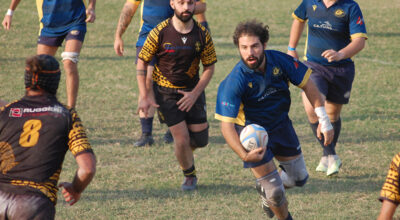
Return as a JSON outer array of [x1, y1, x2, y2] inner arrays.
[[140, 117, 153, 135], [310, 118, 341, 156]]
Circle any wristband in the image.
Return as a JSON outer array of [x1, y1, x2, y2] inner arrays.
[[6, 9, 13, 16], [288, 46, 296, 51], [314, 107, 333, 132]]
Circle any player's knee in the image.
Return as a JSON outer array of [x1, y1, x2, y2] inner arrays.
[[61, 52, 79, 64], [279, 154, 309, 188], [189, 126, 209, 148], [256, 170, 287, 207]]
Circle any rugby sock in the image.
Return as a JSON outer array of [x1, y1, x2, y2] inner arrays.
[[326, 118, 342, 155], [182, 165, 196, 177], [309, 122, 328, 156], [285, 212, 293, 220], [140, 117, 153, 136]]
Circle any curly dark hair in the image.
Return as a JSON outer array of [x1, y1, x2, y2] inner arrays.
[[233, 20, 269, 46]]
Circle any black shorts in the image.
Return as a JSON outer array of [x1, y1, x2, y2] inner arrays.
[[0, 190, 55, 220], [304, 61, 355, 104], [154, 84, 207, 127], [38, 29, 86, 47]]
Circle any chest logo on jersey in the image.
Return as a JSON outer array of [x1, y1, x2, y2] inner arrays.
[[272, 67, 282, 77], [9, 108, 22, 117], [195, 41, 201, 52], [313, 21, 334, 30], [312, 5, 317, 11], [181, 37, 188, 44], [334, 9, 345, 18]]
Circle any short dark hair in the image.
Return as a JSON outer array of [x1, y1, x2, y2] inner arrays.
[[233, 20, 270, 46], [25, 54, 61, 95]]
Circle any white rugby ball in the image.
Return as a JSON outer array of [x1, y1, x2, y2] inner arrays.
[[239, 124, 268, 152]]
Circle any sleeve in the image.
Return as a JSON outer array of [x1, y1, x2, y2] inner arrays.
[[138, 23, 163, 63], [379, 153, 400, 204], [348, 3, 368, 40], [281, 53, 312, 88], [68, 109, 93, 156], [200, 29, 217, 66], [292, 0, 308, 22], [127, 0, 141, 6], [214, 72, 245, 125]]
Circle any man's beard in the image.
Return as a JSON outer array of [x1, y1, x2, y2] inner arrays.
[[175, 10, 193, 22], [242, 53, 265, 70]]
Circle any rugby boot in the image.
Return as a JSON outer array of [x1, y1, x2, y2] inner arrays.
[[163, 130, 174, 144], [327, 155, 342, 176], [134, 133, 154, 147], [316, 156, 328, 172], [256, 182, 275, 218], [181, 176, 197, 191]]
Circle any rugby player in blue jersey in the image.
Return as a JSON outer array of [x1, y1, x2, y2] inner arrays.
[[288, 0, 367, 176], [114, 0, 206, 147], [215, 20, 333, 219], [3, 0, 96, 108]]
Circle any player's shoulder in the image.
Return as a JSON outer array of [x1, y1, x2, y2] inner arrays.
[[154, 18, 171, 32], [391, 152, 400, 167], [266, 50, 296, 63], [339, 0, 362, 9]]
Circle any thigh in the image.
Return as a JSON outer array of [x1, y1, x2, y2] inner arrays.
[[37, 43, 59, 56], [154, 85, 185, 127], [186, 91, 208, 125], [269, 118, 301, 157], [64, 39, 83, 53], [326, 63, 355, 104]]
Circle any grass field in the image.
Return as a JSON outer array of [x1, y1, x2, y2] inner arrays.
[[1, 0, 400, 219]]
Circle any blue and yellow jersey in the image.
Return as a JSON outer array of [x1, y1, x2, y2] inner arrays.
[[293, 0, 367, 66], [215, 50, 311, 131], [128, 0, 174, 47], [36, 0, 87, 37], [380, 152, 400, 204]]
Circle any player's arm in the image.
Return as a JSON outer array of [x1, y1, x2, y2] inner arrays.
[[378, 200, 398, 220], [85, 0, 96, 23], [136, 59, 158, 117], [321, 37, 366, 63], [287, 18, 305, 59], [59, 152, 96, 206], [194, 0, 206, 14], [301, 78, 334, 146], [2, 0, 21, 30], [114, 0, 140, 56], [220, 121, 266, 163], [177, 64, 214, 112]]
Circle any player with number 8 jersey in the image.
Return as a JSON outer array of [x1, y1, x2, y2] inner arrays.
[[0, 55, 96, 219]]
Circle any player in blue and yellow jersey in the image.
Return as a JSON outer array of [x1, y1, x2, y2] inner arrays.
[[136, 0, 216, 191], [0, 55, 96, 219], [215, 20, 333, 219], [2, 0, 96, 109], [378, 152, 400, 219], [114, 0, 206, 147], [288, 0, 367, 176]]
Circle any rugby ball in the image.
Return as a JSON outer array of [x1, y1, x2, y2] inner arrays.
[[239, 124, 268, 152]]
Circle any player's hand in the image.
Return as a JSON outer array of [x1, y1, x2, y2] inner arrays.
[[137, 96, 159, 118], [85, 8, 96, 23], [317, 123, 334, 146], [2, 15, 12, 30], [321, 49, 345, 62], [114, 37, 124, 56], [243, 147, 266, 163], [59, 182, 81, 206], [176, 90, 198, 112], [287, 50, 299, 59]]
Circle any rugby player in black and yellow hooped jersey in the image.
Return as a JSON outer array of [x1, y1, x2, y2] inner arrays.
[[0, 55, 96, 219], [136, 0, 217, 191]]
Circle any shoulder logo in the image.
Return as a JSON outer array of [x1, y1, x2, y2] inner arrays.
[[195, 41, 201, 52], [248, 82, 253, 88], [312, 5, 317, 11], [356, 16, 364, 25], [334, 9, 345, 18], [181, 37, 187, 44], [272, 67, 282, 77]]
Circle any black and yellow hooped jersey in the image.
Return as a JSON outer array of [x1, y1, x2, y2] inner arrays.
[[138, 18, 217, 89], [380, 152, 400, 204], [0, 95, 93, 204]]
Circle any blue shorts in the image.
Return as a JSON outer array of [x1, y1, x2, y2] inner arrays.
[[38, 29, 86, 47], [136, 46, 157, 66], [304, 61, 355, 104], [240, 117, 302, 168]]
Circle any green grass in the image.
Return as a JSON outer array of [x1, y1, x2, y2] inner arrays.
[[1, 0, 400, 219]]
